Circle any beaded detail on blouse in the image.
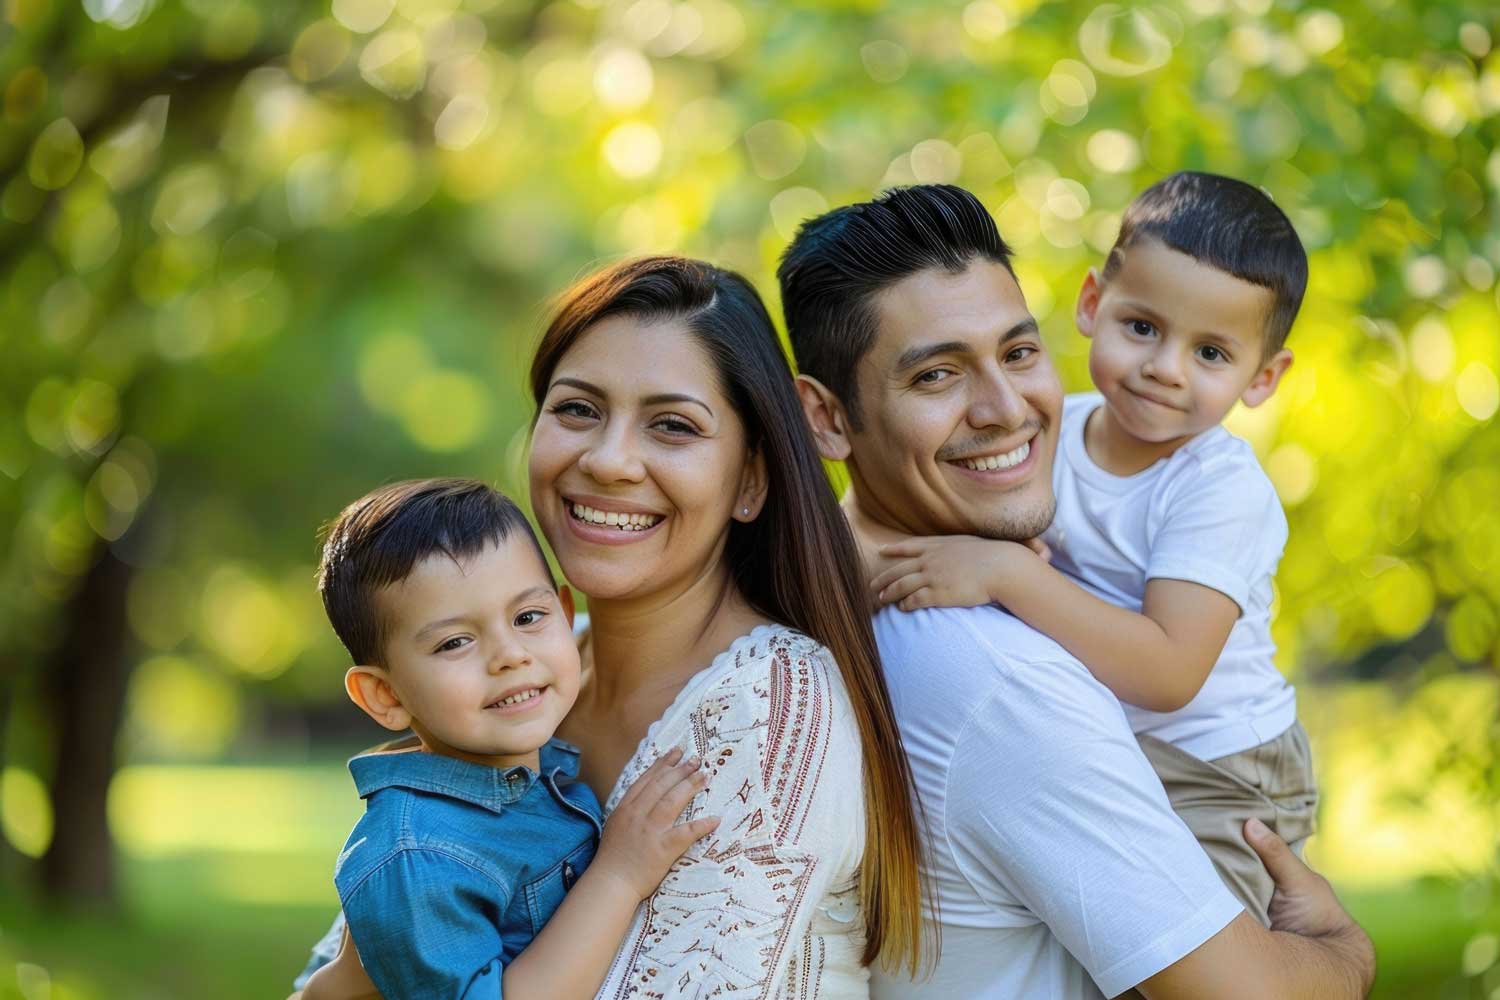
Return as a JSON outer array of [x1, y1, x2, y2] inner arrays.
[[595, 624, 870, 1000]]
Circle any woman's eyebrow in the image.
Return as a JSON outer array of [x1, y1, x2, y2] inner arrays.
[[551, 377, 713, 416]]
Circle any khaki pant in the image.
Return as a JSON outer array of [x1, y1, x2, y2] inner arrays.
[[1137, 722, 1319, 927]]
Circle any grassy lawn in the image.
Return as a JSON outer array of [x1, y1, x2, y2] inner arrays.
[[0, 761, 1493, 998]]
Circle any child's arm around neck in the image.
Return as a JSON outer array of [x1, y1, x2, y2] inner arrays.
[[871, 536, 1238, 713]]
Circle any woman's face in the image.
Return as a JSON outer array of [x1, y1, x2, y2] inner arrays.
[[529, 315, 763, 603]]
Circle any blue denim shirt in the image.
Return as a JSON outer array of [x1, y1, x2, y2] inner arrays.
[[330, 739, 601, 1000]]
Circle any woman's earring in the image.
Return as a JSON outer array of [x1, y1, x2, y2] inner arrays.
[[742, 507, 750, 517]]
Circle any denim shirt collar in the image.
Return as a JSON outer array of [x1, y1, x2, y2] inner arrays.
[[348, 737, 583, 814]]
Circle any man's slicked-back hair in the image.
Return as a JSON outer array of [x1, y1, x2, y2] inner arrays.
[[778, 184, 1014, 428], [1104, 171, 1308, 355], [317, 478, 550, 666]]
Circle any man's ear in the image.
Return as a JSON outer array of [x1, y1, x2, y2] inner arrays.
[[1241, 348, 1293, 408], [345, 666, 412, 733], [734, 447, 769, 522], [1075, 268, 1103, 339], [558, 584, 576, 628], [795, 374, 853, 461]]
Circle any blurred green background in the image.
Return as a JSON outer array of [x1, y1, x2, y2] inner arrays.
[[2, 0, 1498, 996]]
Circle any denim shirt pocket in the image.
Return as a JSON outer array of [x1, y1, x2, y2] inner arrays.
[[522, 839, 593, 936]]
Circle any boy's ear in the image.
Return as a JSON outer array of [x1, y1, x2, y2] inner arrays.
[[734, 447, 769, 522], [1241, 348, 1294, 408], [795, 374, 853, 461], [1075, 268, 1104, 338], [558, 584, 576, 628], [345, 666, 412, 733]]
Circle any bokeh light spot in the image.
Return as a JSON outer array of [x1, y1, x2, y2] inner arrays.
[[1456, 362, 1499, 421], [1, 768, 52, 859], [602, 120, 663, 179]]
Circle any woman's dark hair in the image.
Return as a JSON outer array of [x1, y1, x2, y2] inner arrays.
[[530, 256, 927, 974]]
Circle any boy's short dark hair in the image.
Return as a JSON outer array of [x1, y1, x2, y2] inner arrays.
[[317, 478, 551, 666], [778, 184, 1014, 429], [1104, 171, 1308, 356]]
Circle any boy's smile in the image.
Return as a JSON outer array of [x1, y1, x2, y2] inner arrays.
[[1078, 238, 1292, 474]]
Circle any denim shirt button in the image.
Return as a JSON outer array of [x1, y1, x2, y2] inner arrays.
[[563, 860, 577, 889]]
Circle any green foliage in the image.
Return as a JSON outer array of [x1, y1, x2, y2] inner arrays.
[[1, 0, 1498, 990]]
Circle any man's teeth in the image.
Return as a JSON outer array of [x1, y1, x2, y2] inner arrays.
[[570, 503, 662, 531], [959, 440, 1031, 471], [495, 688, 541, 707]]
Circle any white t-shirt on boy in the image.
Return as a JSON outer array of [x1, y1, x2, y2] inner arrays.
[[1041, 392, 1298, 762]]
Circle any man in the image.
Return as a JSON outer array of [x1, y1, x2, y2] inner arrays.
[[779, 184, 1375, 998]]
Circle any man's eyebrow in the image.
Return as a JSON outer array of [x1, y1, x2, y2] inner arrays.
[[892, 340, 973, 373], [549, 378, 713, 416], [891, 318, 1041, 373]]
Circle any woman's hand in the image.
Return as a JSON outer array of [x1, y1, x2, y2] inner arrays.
[[588, 747, 720, 901]]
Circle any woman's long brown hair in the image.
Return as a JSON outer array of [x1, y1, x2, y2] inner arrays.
[[530, 256, 927, 974]]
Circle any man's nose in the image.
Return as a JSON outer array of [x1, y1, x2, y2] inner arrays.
[[968, 368, 1030, 430], [577, 421, 646, 483]]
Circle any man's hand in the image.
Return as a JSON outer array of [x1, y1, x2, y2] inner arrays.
[[1246, 818, 1375, 987], [299, 924, 382, 1000]]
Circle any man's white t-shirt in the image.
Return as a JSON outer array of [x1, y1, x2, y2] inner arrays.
[[1041, 392, 1298, 761], [869, 604, 1243, 1000]]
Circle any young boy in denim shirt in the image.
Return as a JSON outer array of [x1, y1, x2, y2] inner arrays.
[[870, 172, 1317, 925], [299, 478, 717, 999]]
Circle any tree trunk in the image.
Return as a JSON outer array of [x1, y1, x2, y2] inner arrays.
[[40, 541, 134, 903]]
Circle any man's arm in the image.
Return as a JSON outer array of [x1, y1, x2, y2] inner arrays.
[[1138, 819, 1375, 999]]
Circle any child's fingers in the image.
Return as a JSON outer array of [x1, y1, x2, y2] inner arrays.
[[897, 587, 938, 612], [877, 572, 928, 608], [1022, 537, 1052, 562], [878, 540, 928, 559], [869, 559, 924, 597], [648, 768, 708, 826], [616, 747, 684, 807], [666, 815, 721, 853]]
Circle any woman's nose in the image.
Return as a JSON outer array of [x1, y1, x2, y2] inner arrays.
[[577, 424, 646, 483]]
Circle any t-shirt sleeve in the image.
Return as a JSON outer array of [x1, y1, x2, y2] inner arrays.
[[596, 635, 863, 997], [342, 850, 512, 1000], [942, 643, 1243, 996], [1145, 450, 1288, 613]]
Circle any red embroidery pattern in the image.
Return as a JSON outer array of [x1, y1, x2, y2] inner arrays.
[[595, 627, 865, 1000]]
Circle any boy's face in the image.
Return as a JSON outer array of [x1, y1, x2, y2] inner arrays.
[[357, 534, 580, 770], [828, 260, 1063, 541], [1078, 238, 1291, 448]]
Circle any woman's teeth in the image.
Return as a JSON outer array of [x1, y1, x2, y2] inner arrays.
[[960, 440, 1030, 471], [570, 503, 663, 531], [493, 688, 541, 707]]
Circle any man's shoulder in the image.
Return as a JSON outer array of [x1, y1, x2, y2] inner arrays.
[[873, 604, 1080, 682]]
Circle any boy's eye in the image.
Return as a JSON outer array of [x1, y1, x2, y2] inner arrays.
[[1198, 345, 1226, 363], [436, 636, 471, 653], [514, 609, 548, 628], [1129, 320, 1156, 338]]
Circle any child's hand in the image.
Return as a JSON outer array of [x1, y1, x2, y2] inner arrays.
[[871, 535, 1042, 612], [591, 748, 720, 901]]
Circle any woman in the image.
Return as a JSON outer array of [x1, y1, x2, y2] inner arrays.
[[297, 256, 925, 996]]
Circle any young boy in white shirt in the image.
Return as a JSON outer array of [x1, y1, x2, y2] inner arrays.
[[870, 171, 1316, 924]]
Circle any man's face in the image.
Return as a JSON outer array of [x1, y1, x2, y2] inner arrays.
[[843, 260, 1063, 540]]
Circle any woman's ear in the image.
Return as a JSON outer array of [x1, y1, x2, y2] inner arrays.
[[734, 447, 769, 522], [1241, 348, 1293, 408], [345, 666, 412, 733], [1075, 267, 1105, 339], [795, 374, 853, 461]]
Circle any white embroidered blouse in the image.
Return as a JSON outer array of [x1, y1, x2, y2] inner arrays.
[[594, 622, 870, 1000]]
